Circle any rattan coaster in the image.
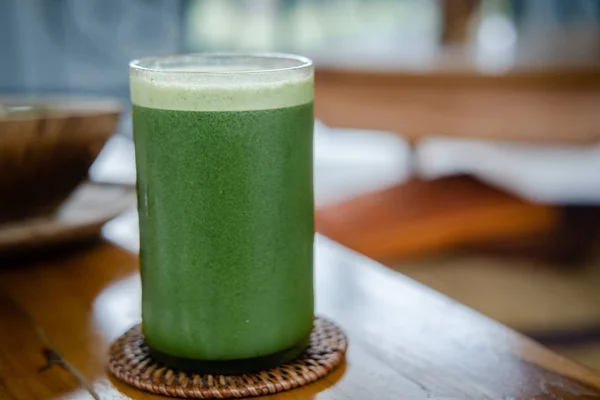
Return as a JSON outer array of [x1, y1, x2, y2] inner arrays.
[[108, 317, 347, 398]]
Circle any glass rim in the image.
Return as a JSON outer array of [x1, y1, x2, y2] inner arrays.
[[129, 52, 313, 75]]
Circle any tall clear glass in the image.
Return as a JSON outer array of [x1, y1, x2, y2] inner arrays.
[[129, 53, 314, 373]]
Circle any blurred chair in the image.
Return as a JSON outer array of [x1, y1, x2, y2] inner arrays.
[[314, 0, 600, 262]]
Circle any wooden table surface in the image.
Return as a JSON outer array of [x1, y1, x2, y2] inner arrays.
[[2, 234, 600, 399]]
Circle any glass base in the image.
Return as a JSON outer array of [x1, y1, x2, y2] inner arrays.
[[148, 335, 311, 374]]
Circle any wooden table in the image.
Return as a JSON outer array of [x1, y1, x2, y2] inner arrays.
[[2, 234, 600, 399], [315, 66, 600, 145]]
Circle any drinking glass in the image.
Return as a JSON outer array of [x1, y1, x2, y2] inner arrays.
[[129, 53, 314, 372]]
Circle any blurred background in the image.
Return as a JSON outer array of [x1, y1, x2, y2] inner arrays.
[[1, 0, 600, 369]]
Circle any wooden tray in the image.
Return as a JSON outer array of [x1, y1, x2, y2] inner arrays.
[[0, 182, 135, 255]]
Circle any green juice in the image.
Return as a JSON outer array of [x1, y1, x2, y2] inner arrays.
[[130, 57, 314, 371]]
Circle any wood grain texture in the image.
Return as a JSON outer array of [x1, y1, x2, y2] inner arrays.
[[314, 67, 600, 144], [1, 236, 600, 399]]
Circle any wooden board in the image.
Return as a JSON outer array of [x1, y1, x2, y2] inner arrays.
[[315, 66, 600, 144], [316, 175, 557, 262]]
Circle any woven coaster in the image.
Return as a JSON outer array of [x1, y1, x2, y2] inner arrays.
[[108, 317, 347, 398]]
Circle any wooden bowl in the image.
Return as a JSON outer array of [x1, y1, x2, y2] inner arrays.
[[0, 97, 122, 223]]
